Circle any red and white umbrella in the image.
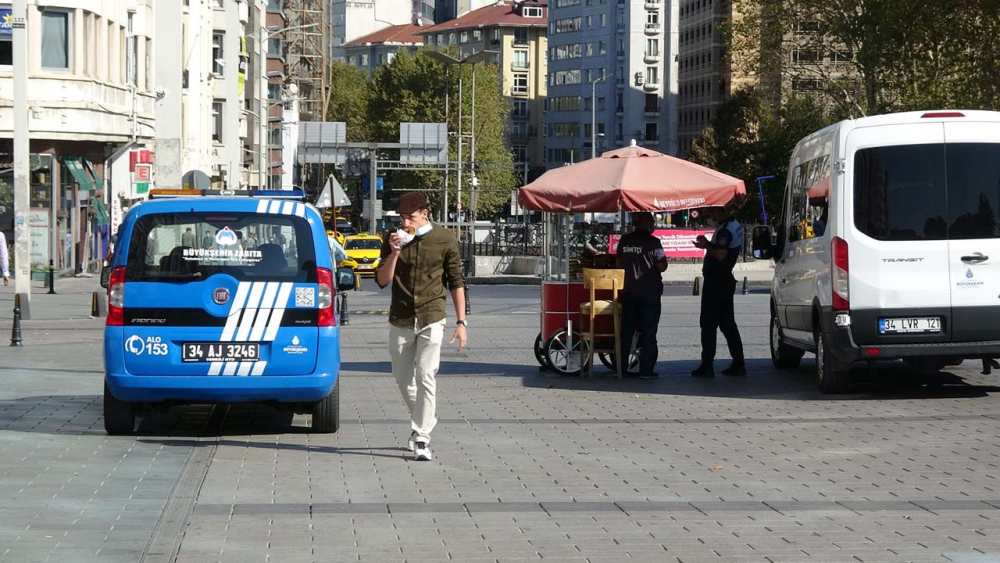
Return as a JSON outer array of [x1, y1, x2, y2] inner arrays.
[[518, 142, 746, 213]]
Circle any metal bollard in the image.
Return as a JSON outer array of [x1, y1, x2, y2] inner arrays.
[[47, 259, 56, 295], [464, 286, 471, 315], [742, 276, 749, 295], [692, 276, 702, 296], [339, 292, 350, 326], [91, 291, 107, 318], [10, 306, 22, 347]]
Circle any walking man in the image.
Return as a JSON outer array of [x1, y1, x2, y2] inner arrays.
[[691, 206, 745, 377], [376, 192, 467, 461], [616, 212, 667, 378]]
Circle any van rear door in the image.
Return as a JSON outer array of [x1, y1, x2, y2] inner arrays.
[[942, 123, 1000, 342], [847, 124, 953, 345], [122, 209, 320, 376]]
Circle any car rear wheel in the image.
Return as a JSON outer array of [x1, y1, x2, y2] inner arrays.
[[103, 382, 135, 435], [770, 314, 804, 369], [311, 380, 340, 433], [534, 333, 550, 370], [816, 329, 850, 394]]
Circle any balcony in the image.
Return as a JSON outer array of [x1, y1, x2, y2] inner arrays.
[[616, 50, 625, 60], [644, 106, 661, 116], [616, 22, 627, 33], [615, 106, 624, 116], [512, 110, 530, 120], [643, 136, 660, 146], [513, 37, 529, 47], [615, 77, 625, 88], [643, 80, 661, 92], [644, 52, 661, 64], [509, 131, 529, 142], [645, 0, 662, 8], [645, 22, 661, 34], [511, 60, 530, 71]]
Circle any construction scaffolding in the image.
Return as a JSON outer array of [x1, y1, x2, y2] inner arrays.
[[284, 0, 328, 122]]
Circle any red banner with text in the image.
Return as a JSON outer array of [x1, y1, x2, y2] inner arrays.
[[609, 229, 714, 258]]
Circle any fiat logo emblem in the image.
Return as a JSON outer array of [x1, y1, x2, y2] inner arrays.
[[213, 288, 230, 304]]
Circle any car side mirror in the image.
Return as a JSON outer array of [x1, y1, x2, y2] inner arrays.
[[100, 266, 112, 289], [336, 266, 356, 291], [751, 225, 774, 260]]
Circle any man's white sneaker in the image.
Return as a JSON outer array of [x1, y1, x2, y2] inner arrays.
[[414, 441, 433, 461], [408, 431, 418, 452]]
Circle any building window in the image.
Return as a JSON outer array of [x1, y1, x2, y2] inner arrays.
[[600, 13, 606, 27], [551, 123, 580, 137], [360, 53, 369, 65], [212, 100, 224, 143], [513, 146, 528, 163], [512, 99, 529, 117], [514, 27, 529, 45], [597, 97, 605, 110], [41, 10, 70, 69], [646, 11, 659, 25], [461, 31, 468, 43], [553, 16, 582, 34], [512, 121, 527, 139], [513, 73, 529, 95], [646, 66, 659, 84], [523, 6, 543, 17], [269, 127, 282, 147], [550, 69, 581, 86], [645, 93, 658, 111], [268, 83, 281, 100], [586, 15, 593, 28], [268, 37, 282, 57], [646, 38, 659, 57], [212, 31, 225, 75], [646, 123, 658, 141], [473, 29, 481, 40], [513, 49, 529, 69], [550, 96, 581, 111]]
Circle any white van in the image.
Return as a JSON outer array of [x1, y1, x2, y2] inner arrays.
[[752, 110, 1000, 393]]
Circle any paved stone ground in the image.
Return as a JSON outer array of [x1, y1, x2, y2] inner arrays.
[[4, 280, 1000, 562]]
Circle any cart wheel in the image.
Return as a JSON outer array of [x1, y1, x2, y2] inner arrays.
[[534, 333, 551, 371], [599, 350, 640, 373], [544, 329, 589, 377]]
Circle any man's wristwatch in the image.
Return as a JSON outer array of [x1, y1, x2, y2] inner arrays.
[[456, 319, 468, 327]]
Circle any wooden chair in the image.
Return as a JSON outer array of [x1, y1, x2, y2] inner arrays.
[[579, 268, 625, 379]]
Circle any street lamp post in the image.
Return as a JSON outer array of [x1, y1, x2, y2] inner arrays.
[[424, 50, 498, 230], [591, 71, 607, 160], [259, 24, 317, 191]]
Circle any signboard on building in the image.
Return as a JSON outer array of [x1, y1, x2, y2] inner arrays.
[[27, 209, 49, 266], [1, 9, 13, 36]]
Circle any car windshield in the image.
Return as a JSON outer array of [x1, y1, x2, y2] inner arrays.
[[346, 239, 382, 250], [125, 212, 317, 282]]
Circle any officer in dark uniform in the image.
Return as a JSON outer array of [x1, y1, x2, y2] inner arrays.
[[616, 212, 668, 378], [692, 206, 745, 377]]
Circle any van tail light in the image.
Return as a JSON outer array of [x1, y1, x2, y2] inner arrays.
[[107, 267, 127, 326], [921, 112, 965, 119], [832, 237, 850, 311], [317, 267, 335, 327]]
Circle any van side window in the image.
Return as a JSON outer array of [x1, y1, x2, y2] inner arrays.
[[788, 154, 831, 242]]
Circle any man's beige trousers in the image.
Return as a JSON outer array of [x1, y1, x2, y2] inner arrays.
[[389, 319, 445, 442]]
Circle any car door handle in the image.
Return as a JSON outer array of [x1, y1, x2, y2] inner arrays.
[[962, 253, 989, 264]]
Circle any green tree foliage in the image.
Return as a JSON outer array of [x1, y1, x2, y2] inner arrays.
[[326, 62, 372, 142], [689, 90, 829, 223], [326, 49, 517, 219], [727, 0, 1000, 116]]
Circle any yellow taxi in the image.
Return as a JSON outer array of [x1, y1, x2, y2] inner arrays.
[[343, 234, 383, 275]]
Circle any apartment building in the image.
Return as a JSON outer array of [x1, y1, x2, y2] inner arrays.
[[331, 0, 436, 61], [0, 0, 155, 271], [545, 0, 679, 168], [420, 0, 549, 178], [343, 23, 426, 76]]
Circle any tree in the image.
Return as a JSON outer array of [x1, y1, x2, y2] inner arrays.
[[326, 62, 372, 142], [689, 89, 829, 224], [367, 48, 517, 219]]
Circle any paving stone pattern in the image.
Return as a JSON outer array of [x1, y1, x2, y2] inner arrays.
[[4, 281, 1000, 562]]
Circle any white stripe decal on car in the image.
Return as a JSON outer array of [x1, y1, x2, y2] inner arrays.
[[237, 362, 253, 377], [221, 282, 252, 342], [249, 282, 279, 341], [263, 283, 294, 341], [256, 200, 269, 214], [268, 200, 282, 214], [296, 204, 307, 218], [281, 201, 294, 215], [251, 361, 267, 376], [223, 362, 238, 376], [208, 362, 223, 376], [236, 283, 267, 341]]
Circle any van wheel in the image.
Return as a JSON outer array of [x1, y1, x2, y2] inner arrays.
[[815, 329, 850, 394], [311, 380, 340, 433], [770, 314, 804, 369], [103, 382, 135, 435]]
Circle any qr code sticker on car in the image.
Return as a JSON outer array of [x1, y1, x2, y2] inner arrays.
[[295, 287, 315, 307]]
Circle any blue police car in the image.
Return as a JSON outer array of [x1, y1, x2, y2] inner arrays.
[[101, 189, 354, 435]]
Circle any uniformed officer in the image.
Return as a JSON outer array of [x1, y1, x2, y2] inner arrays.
[[691, 206, 745, 377]]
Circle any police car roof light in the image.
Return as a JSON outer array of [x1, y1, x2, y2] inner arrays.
[[148, 188, 306, 200]]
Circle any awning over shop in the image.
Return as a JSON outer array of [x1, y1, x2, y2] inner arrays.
[[91, 199, 109, 226], [62, 156, 96, 191]]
